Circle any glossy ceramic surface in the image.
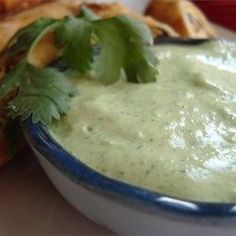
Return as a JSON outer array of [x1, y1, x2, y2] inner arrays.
[[23, 118, 236, 235], [23, 119, 236, 217]]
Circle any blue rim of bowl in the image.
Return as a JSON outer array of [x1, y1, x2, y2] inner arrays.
[[23, 119, 236, 217], [23, 38, 236, 217]]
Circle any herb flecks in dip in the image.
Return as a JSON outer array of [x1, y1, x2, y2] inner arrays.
[[50, 41, 236, 202]]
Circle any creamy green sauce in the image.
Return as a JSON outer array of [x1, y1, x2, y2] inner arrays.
[[49, 40, 236, 202]]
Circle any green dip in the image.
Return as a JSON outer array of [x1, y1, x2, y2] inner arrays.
[[49, 40, 236, 202]]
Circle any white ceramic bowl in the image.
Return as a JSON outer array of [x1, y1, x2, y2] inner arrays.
[[23, 119, 236, 236]]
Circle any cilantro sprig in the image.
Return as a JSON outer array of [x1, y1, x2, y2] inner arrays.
[[0, 7, 158, 129], [55, 17, 94, 72], [5, 61, 75, 124], [93, 16, 158, 83]]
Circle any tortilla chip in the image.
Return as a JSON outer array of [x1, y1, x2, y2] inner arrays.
[[146, 0, 217, 38], [87, 3, 178, 37], [0, 0, 50, 16]]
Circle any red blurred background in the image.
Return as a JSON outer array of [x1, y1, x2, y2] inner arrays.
[[194, 0, 236, 31]]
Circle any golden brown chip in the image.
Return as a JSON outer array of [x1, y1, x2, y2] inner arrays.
[[0, 1, 180, 75], [0, 0, 51, 16], [0, 1, 80, 53], [86, 2, 178, 37], [146, 0, 217, 39]]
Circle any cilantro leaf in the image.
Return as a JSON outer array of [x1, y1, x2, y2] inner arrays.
[[0, 9, 159, 128], [3, 62, 75, 125], [55, 17, 93, 72], [78, 6, 100, 21], [0, 61, 26, 99], [94, 16, 158, 83], [2, 18, 57, 57]]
